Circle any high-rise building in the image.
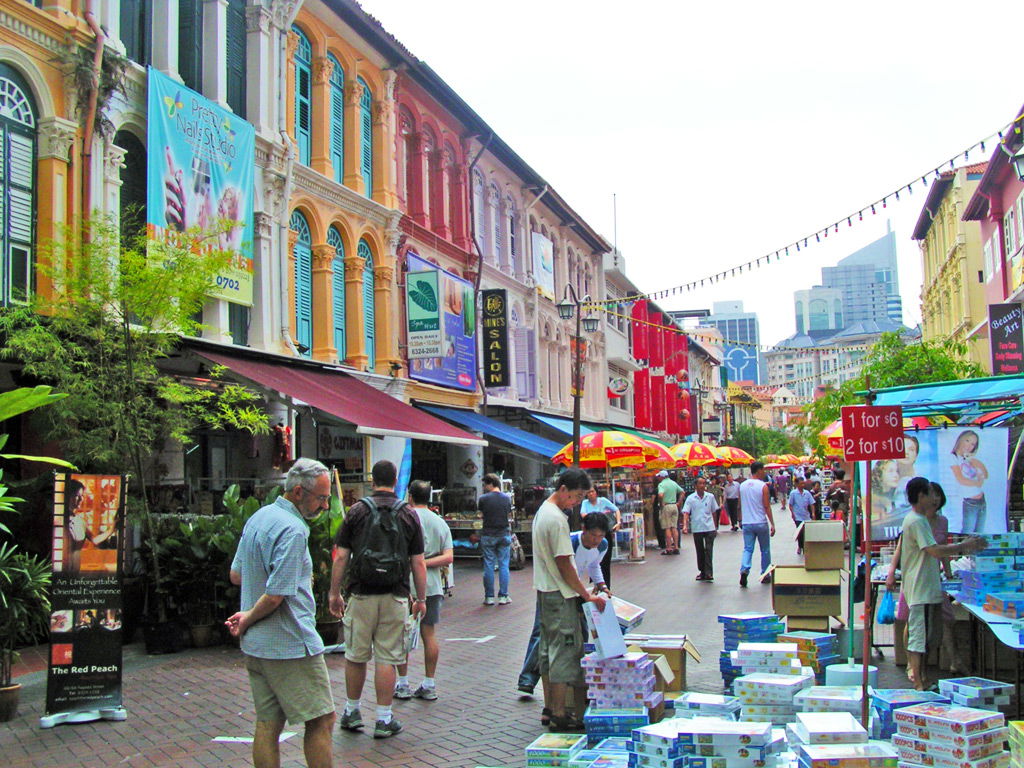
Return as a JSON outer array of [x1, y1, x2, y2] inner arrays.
[[821, 223, 903, 326], [794, 287, 844, 334], [704, 301, 761, 384]]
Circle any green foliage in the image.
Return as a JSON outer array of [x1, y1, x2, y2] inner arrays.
[[730, 424, 804, 458], [308, 494, 345, 621], [407, 279, 438, 312], [0, 542, 51, 686]]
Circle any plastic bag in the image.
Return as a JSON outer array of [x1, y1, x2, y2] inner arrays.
[[895, 591, 909, 622], [876, 589, 895, 625]]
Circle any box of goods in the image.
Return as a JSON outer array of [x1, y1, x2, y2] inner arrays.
[[611, 596, 647, 632], [735, 672, 815, 701], [717, 614, 785, 692], [796, 742, 898, 768], [794, 686, 863, 715], [526, 733, 588, 767], [939, 678, 1015, 700], [586, 755, 632, 768], [772, 566, 842, 617], [787, 712, 867, 745], [596, 737, 632, 753], [626, 754, 687, 768], [672, 692, 742, 720], [787, 616, 833, 632], [892, 727, 1008, 762], [892, 703, 1005, 738], [983, 593, 1024, 618], [800, 521, 846, 570], [1008, 721, 1024, 765], [585, 708, 652, 738], [623, 635, 702, 691], [631, 720, 688, 753], [674, 717, 774, 746], [570, 750, 607, 768], [872, 689, 952, 736], [778, 631, 838, 655], [892, 748, 1010, 768]]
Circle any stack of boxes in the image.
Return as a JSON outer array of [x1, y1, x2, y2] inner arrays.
[[955, 533, 1024, 606], [870, 689, 951, 740], [938, 678, 1015, 712], [1008, 722, 1023, 766], [568, 739, 632, 768], [582, 652, 657, 740], [718, 613, 785, 692], [777, 632, 841, 682], [584, 709, 652, 745], [787, 711, 867, 746], [793, 686, 864, 717], [983, 593, 1024, 618], [628, 717, 783, 768], [734, 672, 816, 724], [793, 742, 897, 768], [778, 521, 845, 632], [667, 692, 742, 720], [526, 733, 588, 768], [891, 703, 1010, 768]]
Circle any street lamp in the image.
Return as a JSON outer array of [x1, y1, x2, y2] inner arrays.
[[1012, 145, 1024, 182], [691, 380, 708, 442], [558, 284, 597, 467]]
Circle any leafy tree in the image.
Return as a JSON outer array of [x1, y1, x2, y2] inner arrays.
[[730, 424, 803, 458]]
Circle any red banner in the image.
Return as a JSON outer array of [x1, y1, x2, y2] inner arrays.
[[634, 368, 651, 430], [631, 300, 649, 360]]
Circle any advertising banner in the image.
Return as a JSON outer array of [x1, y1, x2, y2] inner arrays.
[[406, 268, 444, 359], [531, 232, 555, 300], [864, 428, 1009, 541], [989, 303, 1024, 375], [146, 68, 255, 306], [406, 254, 477, 392], [570, 337, 588, 397], [481, 288, 509, 388], [45, 474, 126, 722]]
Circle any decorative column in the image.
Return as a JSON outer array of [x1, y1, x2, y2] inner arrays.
[[202, 0, 229, 106], [245, 5, 274, 135], [311, 243, 336, 360], [343, 253, 368, 369], [152, 0, 181, 78], [249, 211, 275, 349], [102, 141, 127, 228], [372, 260, 397, 375], [405, 132, 427, 226], [310, 56, 333, 177], [285, 30, 300, 154], [36, 117, 77, 302], [372, 71, 399, 209], [428, 147, 450, 239], [342, 78, 365, 194]]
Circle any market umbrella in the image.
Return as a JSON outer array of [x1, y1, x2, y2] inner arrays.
[[669, 441, 718, 467], [763, 462, 786, 469], [818, 416, 938, 456], [714, 446, 755, 466], [778, 454, 800, 466], [641, 439, 677, 470], [551, 430, 655, 469]]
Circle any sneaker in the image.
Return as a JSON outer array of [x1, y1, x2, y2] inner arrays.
[[498, 595, 511, 605], [483, 597, 495, 605], [393, 682, 413, 700], [339, 709, 364, 731], [374, 717, 403, 738], [413, 684, 438, 700], [739, 571, 748, 588]]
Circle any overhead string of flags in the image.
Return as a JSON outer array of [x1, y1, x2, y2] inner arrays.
[[587, 114, 1024, 310]]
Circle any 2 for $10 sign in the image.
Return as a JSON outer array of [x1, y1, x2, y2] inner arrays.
[[840, 405, 905, 461]]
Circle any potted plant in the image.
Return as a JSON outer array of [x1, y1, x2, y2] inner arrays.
[[309, 494, 344, 645], [0, 542, 51, 721]]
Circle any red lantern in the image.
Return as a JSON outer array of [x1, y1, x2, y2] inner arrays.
[[680, 409, 690, 421]]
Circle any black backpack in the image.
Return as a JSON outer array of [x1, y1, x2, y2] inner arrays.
[[350, 496, 410, 589]]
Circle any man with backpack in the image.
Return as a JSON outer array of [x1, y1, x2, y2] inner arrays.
[[329, 460, 427, 739]]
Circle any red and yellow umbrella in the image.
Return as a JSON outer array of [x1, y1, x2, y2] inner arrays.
[[818, 416, 941, 455], [641, 439, 677, 470], [670, 442, 718, 467], [551, 430, 656, 469], [714, 445, 755, 466], [778, 454, 800, 466]]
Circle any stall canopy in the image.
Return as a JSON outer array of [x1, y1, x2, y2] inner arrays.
[[420, 406, 562, 458], [195, 349, 487, 447], [527, 414, 666, 446], [862, 373, 1024, 423], [529, 414, 598, 437]]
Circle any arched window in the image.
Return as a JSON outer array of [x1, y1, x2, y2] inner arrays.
[[114, 130, 147, 243], [328, 226, 346, 360], [292, 26, 312, 165], [0, 65, 37, 306], [489, 183, 502, 264], [290, 211, 312, 356], [421, 126, 435, 228], [328, 54, 344, 184], [359, 238, 375, 367], [398, 107, 415, 210], [506, 196, 518, 274], [472, 171, 485, 253], [357, 77, 373, 198]]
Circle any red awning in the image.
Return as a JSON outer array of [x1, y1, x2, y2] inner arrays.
[[197, 349, 487, 447]]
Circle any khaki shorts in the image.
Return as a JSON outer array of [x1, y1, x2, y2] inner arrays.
[[343, 592, 409, 665], [538, 590, 584, 685], [659, 503, 679, 529], [245, 653, 334, 725], [907, 602, 943, 654]]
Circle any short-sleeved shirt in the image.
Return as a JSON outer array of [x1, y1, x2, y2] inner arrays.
[[901, 510, 942, 607], [410, 505, 453, 598], [682, 491, 719, 533], [658, 478, 685, 506], [723, 481, 740, 500], [230, 496, 324, 659], [570, 531, 608, 586], [335, 490, 425, 597], [581, 496, 618, 528], [740, 478, 768, 524], [533, 499, 576, 598], [789, 489, 815, 522], [709, 484, 725, 507], [477, 490, 512, 536]]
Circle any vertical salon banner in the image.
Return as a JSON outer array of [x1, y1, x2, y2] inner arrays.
[[481, 288, 509, 388], [45, 474, 126, 720], [989, 303, 1024, 375]]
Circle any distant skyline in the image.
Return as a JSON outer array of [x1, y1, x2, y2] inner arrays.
[[359, 0, 1024, 347]]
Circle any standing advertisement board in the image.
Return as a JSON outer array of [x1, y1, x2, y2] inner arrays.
[[989, 303, 1024, 375], [405, 254, 477, 392], [406, 267, 444, 359], [531, 232, 555, 300], [43, 474, 127, 727], [146, 68, 255, 306]]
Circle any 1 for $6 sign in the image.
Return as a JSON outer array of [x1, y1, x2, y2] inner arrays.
[[840, 405, 905, 461]]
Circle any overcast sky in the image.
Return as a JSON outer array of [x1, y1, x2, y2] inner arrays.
[[359, 0, 1023, 348]]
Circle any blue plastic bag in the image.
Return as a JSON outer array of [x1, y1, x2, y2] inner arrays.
[[876, 589, 895, 625]]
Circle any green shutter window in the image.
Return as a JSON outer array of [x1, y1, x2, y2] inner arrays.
[[226, 0, 247, 118], [290, 211, 312, 355], [359, 238, 375, 368], [328, 226, 346, 360], [177, 0, 203, 93], [0, 67, 36, 307], [328, 54, 345, 184], [358, 77, 373, 198], [292, 26, 312, 166], [119, 0, 151, 66]]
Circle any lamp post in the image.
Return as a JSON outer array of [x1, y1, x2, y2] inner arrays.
[[691, 380, 707, 442], [1012, 145, 1024, 182], [557, 285, 598, 467]]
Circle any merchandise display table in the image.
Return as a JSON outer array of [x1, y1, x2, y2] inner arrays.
[[953, 597, 1024, 716]]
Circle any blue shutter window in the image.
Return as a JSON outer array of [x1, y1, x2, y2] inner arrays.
[[292, 26, 312, 166], [290, 211, 312, 356], [359, 238, 375, 368], [0, 66, 37, 307], [328, 226, 346, 360], [226, 0, 247, 118], [358, 77, 373, 198], [328, 55, 345, 184]]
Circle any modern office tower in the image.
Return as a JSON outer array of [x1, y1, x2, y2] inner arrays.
[[704, 300, 761, 384], [821, 223, 903, 326], [794, 287, 844, 334]]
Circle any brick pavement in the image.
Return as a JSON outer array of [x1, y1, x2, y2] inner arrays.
[[2, 506, 906, 768]]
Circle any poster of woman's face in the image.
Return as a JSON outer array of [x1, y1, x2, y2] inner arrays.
[[866, 427, 1008, 540]]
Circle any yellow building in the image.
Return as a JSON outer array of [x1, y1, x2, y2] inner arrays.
[[913, 163, 990, 370]]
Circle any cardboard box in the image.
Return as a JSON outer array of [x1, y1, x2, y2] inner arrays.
[[798, 521, 846, 570], [625, 635, 701, 690], [787, 615, 832, 632], [772, 566, 842, 617]]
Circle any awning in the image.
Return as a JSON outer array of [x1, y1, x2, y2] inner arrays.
[[420, 406, 562, 459], [528, 414, 598, 438], [865, 374, 1024, 420], [196, 349, 487, 447]]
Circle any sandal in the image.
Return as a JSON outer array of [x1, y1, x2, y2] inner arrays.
[[548, 713, 585, 733], [540, 707, 552, 726]]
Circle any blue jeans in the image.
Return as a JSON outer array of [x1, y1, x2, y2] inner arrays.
[[962, 496, 986, 533], [741, 522, 772, 575], [481, 533, 511, 598], [518, 596, 542, 692]]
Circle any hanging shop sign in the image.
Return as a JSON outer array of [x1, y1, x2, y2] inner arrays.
[[44, 474, 126, 726], [531, 232, 555, 300], [146, 68, 255, 306], [989, 302, 1024, 375], [316, 425, 364, 476], [481, 288, 509, 388], [405, 254, 477, 392], [570, 337, 588, 398], [607, 375, 631, 398], [840, 405, 904, 462], [406, 267, 444, 359]]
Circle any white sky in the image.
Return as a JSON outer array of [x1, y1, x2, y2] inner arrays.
[[359, 0, 1023, 348]]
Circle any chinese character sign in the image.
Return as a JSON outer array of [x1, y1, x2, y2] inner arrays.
[[481, 289, 509, 388]]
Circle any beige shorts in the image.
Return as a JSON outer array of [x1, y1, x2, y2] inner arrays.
[[538, 590, 584, 685], [907, 602, 943, 654], [659, 503, 679, 529], [342, 592, 409, 665], [245, 653, 334, 725]]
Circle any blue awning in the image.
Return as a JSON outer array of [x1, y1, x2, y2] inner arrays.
[[528, 414, 598, 438], [870, 374, 1024, 417], [420, 406, 563, 459]]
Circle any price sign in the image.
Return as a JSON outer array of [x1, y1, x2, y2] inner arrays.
[[840, 405, 905, 461]]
